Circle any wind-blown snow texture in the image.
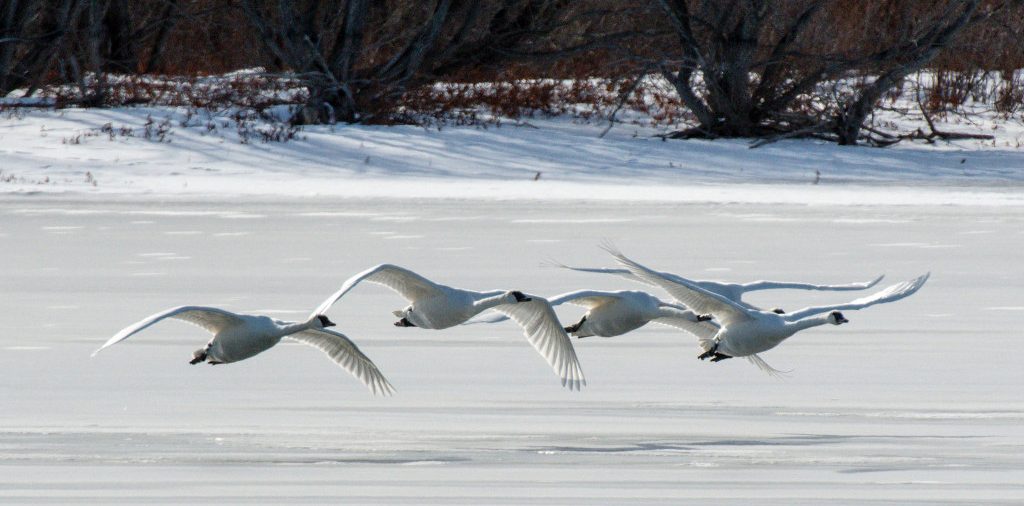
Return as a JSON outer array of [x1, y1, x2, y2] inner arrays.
[[2, 198, 1022, 504], [1, 107, 1022, 204]]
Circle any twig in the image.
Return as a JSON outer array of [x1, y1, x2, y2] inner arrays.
[[749, 123, 831, 148], [599, 73, 646, 139]]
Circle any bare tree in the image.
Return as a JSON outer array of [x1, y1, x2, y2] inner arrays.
[[237, 0, 614, 124], [832, 1, 989, 145], [239, 0, 444, 123], [653, 0, 832, 138], [1, 0, 79, 97], [647, 0, 1012, 145]]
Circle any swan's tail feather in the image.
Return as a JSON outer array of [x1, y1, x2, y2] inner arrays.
[[745, 354, 792, 378]]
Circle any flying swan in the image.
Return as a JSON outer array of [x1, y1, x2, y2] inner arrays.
[[313, 264, 586, 390], [92, 307, 395, 395], [605, 246, 929, 370], [468, 289, 713, 339]]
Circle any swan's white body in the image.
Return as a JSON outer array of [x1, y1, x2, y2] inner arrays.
[[551, 262, 884, 311], [470, 290, 707, 338], [315, 264, 586, 390], [607, 248, 929, 368], [93, 306, 394, 395]]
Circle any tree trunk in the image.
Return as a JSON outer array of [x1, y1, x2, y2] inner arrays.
[[834, 0, 980, 145], [143, 0, 179, 73], [102, 0, 136, 72]]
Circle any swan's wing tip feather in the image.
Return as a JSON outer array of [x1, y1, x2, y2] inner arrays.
[[290, 329, 394, 397], [375, 381, 397, 397], [598, 240, 623, 257], [540, 257, 568, 269]]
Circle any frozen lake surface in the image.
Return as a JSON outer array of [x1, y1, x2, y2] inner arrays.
[[2, 197, 1022, 504]]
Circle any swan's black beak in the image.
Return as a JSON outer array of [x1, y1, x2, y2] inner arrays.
[[696, 314, 713, 322], [511, 291, 532, 302], [832, 311, 849, 324], [317, 315, 336, 327]]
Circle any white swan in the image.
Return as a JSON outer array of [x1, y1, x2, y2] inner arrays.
[[314, 264, 586, 390], [549, 261, 884, 313], [605, 247, 929, 367], [469, 290, 789, 375], [92, 307, 394, 395], [468, 289, 712, 338]]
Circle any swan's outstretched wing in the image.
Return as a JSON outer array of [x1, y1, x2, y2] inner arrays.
[[554, 261, 884, 300], [602, 246, 754, 326], [547, 290, 622, 309], [287, 328, 395, 396], [652, 317, 718, 337], [784, 273, 930, 321], [464, 290, 620, 326], [492, 296, 586, 391], [651, 317, 720, 351], [549, 262, 647, 283], [551, 261, 741, 296], [740, 275, 884, 292], [93, 306, 243, 356], [312, 264, 444, 318]]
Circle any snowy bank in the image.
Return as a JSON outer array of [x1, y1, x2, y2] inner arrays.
[[1, 107, 1022, 205]]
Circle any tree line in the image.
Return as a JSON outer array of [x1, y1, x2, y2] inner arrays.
[[2, 0, 1022, 145]]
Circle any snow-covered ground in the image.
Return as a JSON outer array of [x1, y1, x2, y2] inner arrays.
[[2, 198, 1022, 504], [1, 105, 1022, 205]]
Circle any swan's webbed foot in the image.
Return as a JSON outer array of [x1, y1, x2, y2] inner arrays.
[[189, 349, 207, 365], [564, 315, 587, 335], [696, 314, 713, 322], [394, 317, 416, 327], [709, 353, 732, 362]]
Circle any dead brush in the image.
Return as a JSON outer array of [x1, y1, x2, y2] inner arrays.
[[993, 71, 1024, 116], [395, 77, 686, 128]]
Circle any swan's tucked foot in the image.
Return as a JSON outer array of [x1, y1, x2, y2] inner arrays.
[[394, 317, 416, 327], [564, 315, 587, 335], [189, 349, 207, 365], [709, 353, 732, 362], [511, 290, 532, 302], [697, 314, 713, 322], [698, 344, 718, 360]]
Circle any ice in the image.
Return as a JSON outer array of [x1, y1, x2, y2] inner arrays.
[[1, 197, 1022, 504]]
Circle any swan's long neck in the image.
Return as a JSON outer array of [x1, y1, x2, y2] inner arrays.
[[279, 319, 315, 336], [473, 290, 510, 311], [785, 314, 833, 333]]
